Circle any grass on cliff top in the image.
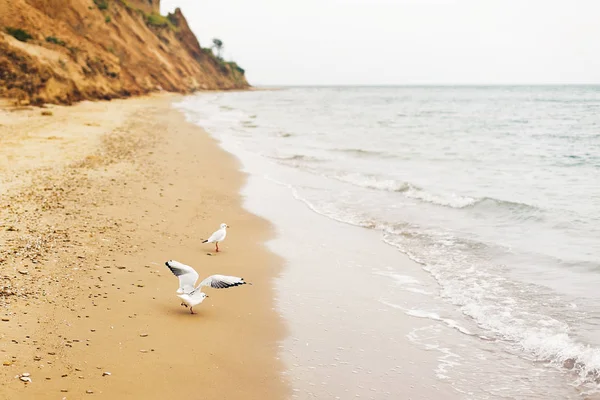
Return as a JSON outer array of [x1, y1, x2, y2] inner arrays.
[[146, 13, 175, 29], [227, 62, 245, 75], [115, 0, 176, 31], [6, 27, 33, 42], [201, 48, 245, 76]]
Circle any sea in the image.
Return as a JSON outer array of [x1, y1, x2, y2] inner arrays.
[[177, 86, 600, 399]]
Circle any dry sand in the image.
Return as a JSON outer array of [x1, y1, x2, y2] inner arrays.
[[0, 95, 286, 399]]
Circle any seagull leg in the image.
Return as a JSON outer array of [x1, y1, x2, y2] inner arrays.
[[180, 302, 188, 307], [190, 307, 195, 315], [215, 242, 219, 252]]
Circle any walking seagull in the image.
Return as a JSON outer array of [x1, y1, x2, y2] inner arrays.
[[202, 223, 228, 252], [165, 260, 248, 314]]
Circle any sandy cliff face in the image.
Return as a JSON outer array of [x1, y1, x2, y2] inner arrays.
[[0, 0, 248, 105]]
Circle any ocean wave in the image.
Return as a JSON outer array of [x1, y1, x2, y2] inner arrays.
[[380, 301, 476, 337], [330, 173, 411, 193], [462, 291, 600, 386], [268, 154, 322, 162], [266, 173, 600, 390], [374, 271, 421, 285], [406, 325, 463, 380], [331, 148, 390, 158], [402, 190, 541, 213], [330, 172, 546, 213], [521, 331, 600, 387], [241, 121, 258, 128], [374, 270, 433, 295], [330, 173, 478, 208], [470, 197, 542, 216], [403, 186, 478, 208], [379, 229, 600, 389]]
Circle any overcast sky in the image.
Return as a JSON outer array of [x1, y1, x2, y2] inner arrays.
[[161, 0, 600, 86]]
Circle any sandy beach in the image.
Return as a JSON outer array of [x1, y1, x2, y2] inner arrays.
[[4, 88, 597, 400], [0, 96, 286, 399], [3, 0, 598, 397]]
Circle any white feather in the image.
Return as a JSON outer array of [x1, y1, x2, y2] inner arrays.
[[165, 260, 199, 294], [177, 291, 207, 307], [205, 223, 228, 244], [165, 260, 249, 310]]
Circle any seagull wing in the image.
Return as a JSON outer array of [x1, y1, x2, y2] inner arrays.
[[165, 260, 199, 293], [197, 274, 248, 290]]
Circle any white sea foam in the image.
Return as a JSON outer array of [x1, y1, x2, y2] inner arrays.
[[373, 271, 420, 285], [330, 173, 410, 193], [373, 271, 433, 295], [406, 325, 462, 381], [381, 230, 600, 390], [403, 187, 478, 209], [405, 287, 433, 295], [329, 172, 478, 208]]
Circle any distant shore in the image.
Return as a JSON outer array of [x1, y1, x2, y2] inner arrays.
[[0, 94, 286, 399]]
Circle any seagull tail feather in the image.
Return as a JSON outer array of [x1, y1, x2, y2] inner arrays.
[[202, 239, 208, 243]]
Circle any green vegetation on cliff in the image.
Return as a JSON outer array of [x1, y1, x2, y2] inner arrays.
[[6, 27, 33, 42], [0, 0, 249, 105]]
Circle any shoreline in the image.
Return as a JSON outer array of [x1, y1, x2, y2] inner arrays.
[[177, 93, 462, 399], [0, 95, 287, 399], [176, 89, 600, 400]]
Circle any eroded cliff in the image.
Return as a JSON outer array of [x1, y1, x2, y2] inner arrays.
[[0, 0, 248, 105]]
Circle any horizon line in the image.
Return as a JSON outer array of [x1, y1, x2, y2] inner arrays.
[[252, 83, 600, 88]]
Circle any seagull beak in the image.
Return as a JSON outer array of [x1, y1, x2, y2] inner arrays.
[[206, 295, 210, 298], [226, 225, 230, 228]]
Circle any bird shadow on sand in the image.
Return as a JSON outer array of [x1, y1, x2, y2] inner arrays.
[[156, 302, 210, 317]]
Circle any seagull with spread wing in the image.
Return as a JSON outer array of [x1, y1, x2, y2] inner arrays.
[[202, 223, 228, 252], [165, 260, 249, 314]]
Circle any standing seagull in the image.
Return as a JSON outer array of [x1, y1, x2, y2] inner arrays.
[[165, 260, 248, 314], [202, 223, 228, 252]]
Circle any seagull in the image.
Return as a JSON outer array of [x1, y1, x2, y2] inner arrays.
[[202, 223, 228, 252], [165, 260, 249, 314]]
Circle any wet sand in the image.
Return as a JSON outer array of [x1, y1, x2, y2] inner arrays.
[[0, 96, 286, 399], [228, 152, 462, 400]]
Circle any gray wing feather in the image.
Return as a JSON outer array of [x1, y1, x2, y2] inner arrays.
[[198, 274, 247, 289], [165, 260, 199, 293]]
